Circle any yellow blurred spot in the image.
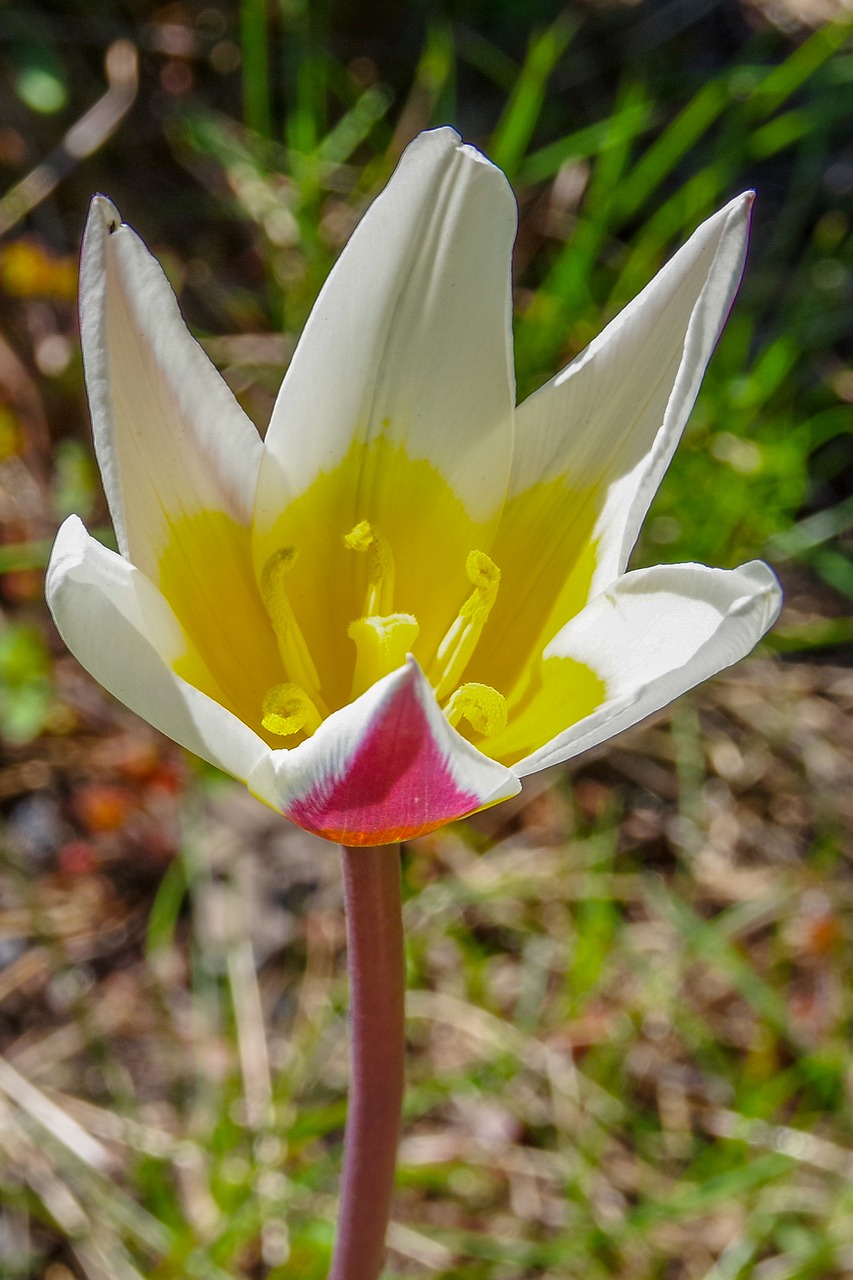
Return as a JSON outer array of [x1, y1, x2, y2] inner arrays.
[[0, 408, 22, 460], [0, 240, 76, 300]]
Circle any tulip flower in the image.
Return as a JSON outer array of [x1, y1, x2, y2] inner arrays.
[[46, 128, 780, 1279]]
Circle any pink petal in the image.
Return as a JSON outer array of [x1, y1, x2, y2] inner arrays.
[[250, 659, 519, 846]]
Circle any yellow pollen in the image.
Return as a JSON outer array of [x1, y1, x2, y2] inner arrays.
[[347, 613, 420, 699], [344, 520, 395, 617], [429, 550, 501, 701], [260, 548, 328, 716], [262, 683, 322, 738], [444, 683, 508, 737]]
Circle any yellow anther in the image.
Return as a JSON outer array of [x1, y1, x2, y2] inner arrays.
[[429, 550, 501, 701], [344, 520, 395, 617], [262, 683, 322, 738], [260, 548, 327, 715], [444, 683, 508, 737], [463, 550, 501, 602], [347, 613, 419, 700]]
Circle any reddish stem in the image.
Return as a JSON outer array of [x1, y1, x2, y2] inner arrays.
[[329, 843, 406, 1280]]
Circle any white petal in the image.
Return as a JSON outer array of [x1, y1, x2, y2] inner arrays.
[[475, 195, 753, 694], [248, 657, 519, 845], [80, 195, 263, 573], [254, 128, 516, 531], [512, 560, 781, 777], [515, 194, 751, 562], [46, 516, 271, 785]]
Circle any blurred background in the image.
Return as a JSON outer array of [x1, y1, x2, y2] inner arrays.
[[1, 1, 853, 1276]]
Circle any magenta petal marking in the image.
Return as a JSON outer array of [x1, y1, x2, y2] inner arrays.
[[285, 676, 479, 845]]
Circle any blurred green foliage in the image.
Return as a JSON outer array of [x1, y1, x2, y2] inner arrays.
[[0, 620, 52, 742]]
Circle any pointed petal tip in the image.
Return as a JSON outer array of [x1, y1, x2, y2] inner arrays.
[[693, 192, 753, 250], [87, 194, 122, 235], [731, 189, 756, 228], [732, 189, 755, 209]]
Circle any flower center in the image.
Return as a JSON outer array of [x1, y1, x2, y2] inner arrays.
[[258, 522, 506, 741]]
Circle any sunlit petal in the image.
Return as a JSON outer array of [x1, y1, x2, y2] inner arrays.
[[81, 196, 263, 567], [477, 194, 753, 695], [80, 197, 283, 722]]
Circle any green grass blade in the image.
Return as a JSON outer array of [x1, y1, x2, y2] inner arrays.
[[145, 854, 189, 959], [518, 102, 656, 184], [240, 0, 272, 138], [748, 16, 853, 118], [609, 77, 731, 225], [489, 16, 574, 179], [540, 79, 652, 312]]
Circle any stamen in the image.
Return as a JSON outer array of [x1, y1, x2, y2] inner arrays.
[[262, 683, 322, 738], [348, 613, 420, 699], [344, 520, 395, 617], [260, 548, 328, 715], [429, 550, 500, 701], [444, 683, 508, 737]]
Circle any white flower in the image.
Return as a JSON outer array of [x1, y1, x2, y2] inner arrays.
[[46, 128, 781, 845]]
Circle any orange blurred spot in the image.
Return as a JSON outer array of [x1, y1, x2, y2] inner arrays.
[[114, 739, 161, 782], [803, 911, 841, 956], [73, 783, 135, 833], [146, 759, 184, 794], [111, 739, 184, 794], [2, 569, 43, 603]]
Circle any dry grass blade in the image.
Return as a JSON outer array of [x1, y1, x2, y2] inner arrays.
[[0, 1056, 110, 1172], [0, 41, 138, 237]]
